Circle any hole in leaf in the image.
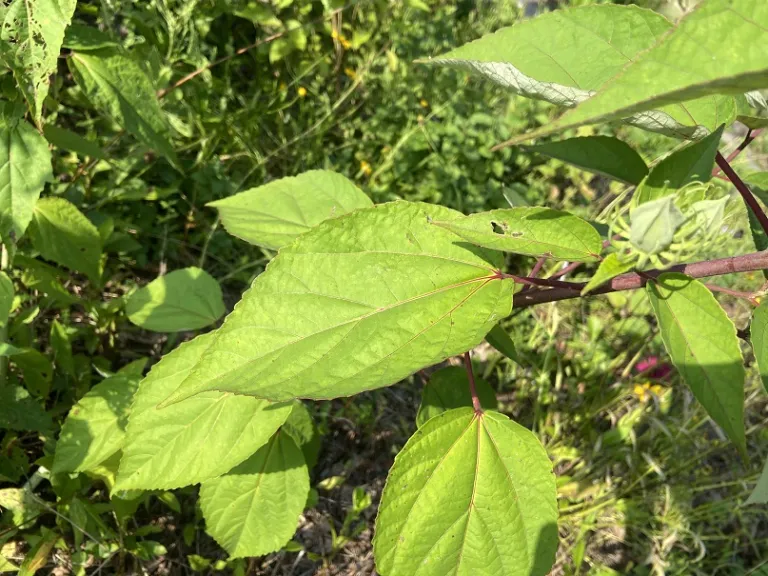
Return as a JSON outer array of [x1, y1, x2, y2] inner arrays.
[[491, 221, 505, 235]]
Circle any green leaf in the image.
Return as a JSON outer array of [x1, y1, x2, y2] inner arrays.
[[634, 126, 724, 205], [433, 207, 602, 262], [199, 431, 309, 558], [0, 0, 77, 124], [159, 202, 514, 405], [747, 457, 768, 505], [520, 0, 768, 142], [630, 196, 685, 255], [43, 125, 108, 160], [373, 408, 558, 576], [485, 324, 519, 364], [525, 136, 648, 185], [53, 374, 139, 474], [50, 318, 75, 377], [125, 267, 225, 332], [416, 366, 496, 428], [282, 401, 321, 469], [62, 23, 119, 51], [16, 255, 78, 306], [208, 170, 373, 250], [0, 117, 52, 242], [581, 253, 635, 295], [427, 4, 729, 140], [746, 174, 768, 276], [115, 333, 293, 491], [12, 348, 53, 398], [0, 271, 13, 330], [0, 554, 18, 572], [751, 301, 768, 395], [29, 197, 102, 283], [68, 48, 178, 167], [647, 273, 745, 454], [0, 386, 52, 431]]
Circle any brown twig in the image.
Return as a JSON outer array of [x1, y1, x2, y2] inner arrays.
[[463, 351, 482, 413], [716, 151, 768, 237], [704, 283, 758, 305]]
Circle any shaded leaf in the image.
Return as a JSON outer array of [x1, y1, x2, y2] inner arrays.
[[159, 202, 514, 405], [433, 207, 602, 262], [747, 457, 768, 505], [373, 408, 558, 576], [282, 401, 321, 469], [0, 386, 52, 431], [29, 197, 102, 283], [208, 170, 372, 250], [200, 431, 309, 558], [43, 125, 107, 160], [485, 323, 519, 364], [62, 23, 118, 51], [647, 273, 745, 454], [416, 366, 496, 428], [115, 333, 293, 491], [525, 136, 648, 185], [0, 271, 13, 329], [630, 196, 684, 255], [125, 267, 225, 332], [751, 301, 768, 395], [12, 348, 53, 398]]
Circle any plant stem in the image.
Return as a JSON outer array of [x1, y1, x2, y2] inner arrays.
[[712, 129, 762, 176], [715, 151, 768, 236], [503, 273, 582, 290], [512, 250, 768, 309], [704, 283, 758, 304], [463, 351, 482, 413], [0, 244, 8, 388]]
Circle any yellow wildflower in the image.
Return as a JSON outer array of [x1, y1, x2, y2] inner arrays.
[[417, 114, 424, 123], [331, 30, 339, 40], [633, 382, 664, 402], [340, 35, 351, 50], [419, 99, 429, 108], [344, 67, 357, 79], [297, 86, 307, 98], [360, 160, 372, 176]]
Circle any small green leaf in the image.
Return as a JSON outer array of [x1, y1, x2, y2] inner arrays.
[[282, 401, 321, 469], [0, 116, 52, 242], [49, 319, 75, 377], [29, 197, 102, 283], [62, 23, 119, 51], [647, 273, 745, 455], [125, 267, 225, 332], [0, 386, 52, 432], [69, 48, 178, 167], [433, 208, 602, 262], [53, 374, 139, 474], [0, 0, 77, 124], [116, 333, 293, 491], [521, 0, 768, 141], [581, 253, 635, 295], [12, 348, 53, 398], [373, 408, 558, 576], [199, 431, 309, 558], [0, 271, 13, 329], [751, 301, 768, 395], [485, 323, 519, 364], [747, 457, 768, 505], [634, 126, 724, 205], [630, 196, 685, 255], [16, 255, 78, 306], [416, 366, 496, 428], [208, 170, 373, 250], [159, 202, 514, 405], [43, 125, 107, 160], [525, 136, 648, 185]]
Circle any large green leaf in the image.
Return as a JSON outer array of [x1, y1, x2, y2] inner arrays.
[[53, 374, 139, 474], [647, 273, 745, 454], [433, 208, 602, 262], [115, 333, 293, 491], [0, 117, 52, 243], [199, 431, 309, 558], [282, 401, 321, 469], [373, 408, 558, 576], [159, 202, 514, 405], [630, 196, 684, 255], [526, 136, 648, 185], [0, 0, 77, 124], [751, 301, 768, 395], [125, 267, 225, 332], [68, 48, 178, 166], [520, 0, 768, 142], [28, 197, 102, 283], [427, 4, 732, 140], [208, 170, 373, 250], [0, 386, 52, 432], [416, 366, 496, 428], [634, 126, 724, 205]]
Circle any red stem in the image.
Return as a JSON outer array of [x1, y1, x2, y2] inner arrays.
[[715, 152, 768, 237], [712, 129, 762, 176], [463, 351, 482, 413]]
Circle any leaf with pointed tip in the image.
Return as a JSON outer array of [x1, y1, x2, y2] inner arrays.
[[747, 458, 768, 505], [751, 301, 768, 395], [115, 333, 293, 491], [282, 401, 321, 470], [525, 136, 648, 185], [433, 208, 602, 262], [68, 48, 178, 167], [485, 323, 519, 364], [0, 0, 77, 124], [426, 4, 732, 140], [125, 267, 225, 332], [208, 170, 373, 250], [630, 196, 684, 255], [0, 117, 52, 242], [518, 0, 768, 143], [634, 126, 724, 206], [199, 431, 309, 558], [53, 374, 139, 474], [647, 273, 745, 455], [373, 408, 558, 576], [159, 202, 514, 405], [28, 197, 102, 283], [581, 253, 635, 295], [43, 125, 107, 160], [416, 366, 496, 428]]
